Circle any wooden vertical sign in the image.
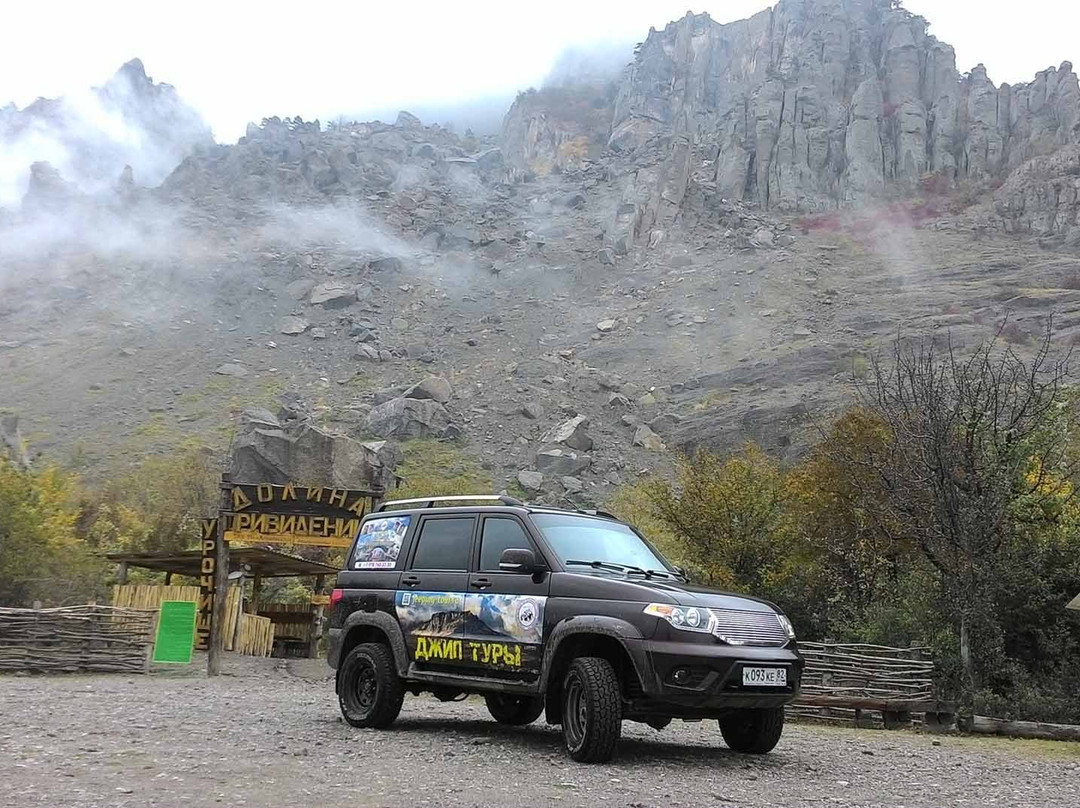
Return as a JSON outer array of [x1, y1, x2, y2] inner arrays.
[[196, 518, 217, 651]]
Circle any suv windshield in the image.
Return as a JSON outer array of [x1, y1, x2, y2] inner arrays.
[[531, 513, 671, 573]]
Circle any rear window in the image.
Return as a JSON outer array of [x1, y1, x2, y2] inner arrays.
[[352, 515, 410, 569], [410, 517, 474, 570]]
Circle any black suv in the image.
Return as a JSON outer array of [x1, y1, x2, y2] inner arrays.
[[328, 495, 803, 762]]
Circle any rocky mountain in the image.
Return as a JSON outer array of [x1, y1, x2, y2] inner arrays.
[[2, 3, 1080, 505], [0, 58, 211, 206], [414, 610, 506, 639], [503, 0, 1080, 245]]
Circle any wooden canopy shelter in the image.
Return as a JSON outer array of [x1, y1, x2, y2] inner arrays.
[[106, 547, 339, 582], [106, 547, 339, 659]]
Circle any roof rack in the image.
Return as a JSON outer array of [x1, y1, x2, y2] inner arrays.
[[375, 494, 524, 512], [527, 504, 621, 520]]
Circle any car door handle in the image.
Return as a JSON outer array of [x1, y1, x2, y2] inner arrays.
[[470, 578, 492, 590], [401, 575, 421, 588]]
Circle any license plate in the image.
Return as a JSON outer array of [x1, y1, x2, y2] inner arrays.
[[742, 666, 787, 686]]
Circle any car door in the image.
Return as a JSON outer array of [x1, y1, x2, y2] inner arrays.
[[396, 514, 476, 671], [462, 514, 551, 680]]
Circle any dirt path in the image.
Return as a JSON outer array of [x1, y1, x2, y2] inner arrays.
[[2, 659, 1077, 808]]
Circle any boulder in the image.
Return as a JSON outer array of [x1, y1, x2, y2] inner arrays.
[[517, 470, 544, 492], [214, 363, 248, 378], [403, 375, 453, 404], [648, 412, 683, 434], [540, 415, 593, 451], [369, 256, 404, 272], [310, 283, 355, 307], [750, 228, 775, 248], [560, 476, 584, 494], [372, 386, 407, 405], [597, 248, 616, 265], [596, 319, 617, 333], [285, 278, 316, 300], [535, 448, 592, 476], [364, 397, 457, 440], [521, 402, 544, 420], [633, 424, 666, 451], [354, 344, 382, 362], [229, 417, 400, 490], [278, 316, 309, 335]]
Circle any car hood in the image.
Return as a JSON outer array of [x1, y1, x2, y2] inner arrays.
[[557, 571, 781, 613]]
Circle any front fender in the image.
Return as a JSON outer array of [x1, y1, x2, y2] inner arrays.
[[331, 610, 410, 676], [539, 615, 651, 693]]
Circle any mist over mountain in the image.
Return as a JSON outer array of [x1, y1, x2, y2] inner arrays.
[[0, 58, 211, 207], [2, 0, 1079, 496]]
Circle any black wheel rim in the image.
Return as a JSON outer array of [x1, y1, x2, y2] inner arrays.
[[350, 658, 377, 715], [564, 675, 588, 750]]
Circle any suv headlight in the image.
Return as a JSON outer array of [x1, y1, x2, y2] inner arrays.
[[776, 613, 796, 640], [644, 603, 714, 633]]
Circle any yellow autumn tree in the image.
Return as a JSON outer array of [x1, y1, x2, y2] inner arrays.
[[642, 444, 789, 591]]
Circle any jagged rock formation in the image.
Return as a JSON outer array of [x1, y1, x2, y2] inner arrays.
[[500, 0, 1080, 246], [609, 2, 1080, 211], [164, 113, 503, 205], [995, 145, 1080, 244], [0, 58, 211, 206]]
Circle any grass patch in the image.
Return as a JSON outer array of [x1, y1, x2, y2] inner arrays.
[[393, 439, 492, 499]]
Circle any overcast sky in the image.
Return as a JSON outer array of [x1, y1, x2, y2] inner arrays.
[[2, 0, 1076, 142]]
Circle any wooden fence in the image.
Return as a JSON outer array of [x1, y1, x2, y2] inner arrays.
[[790, 642, 951, 728], [0, 605, 156, 673], [111, 584, 274, 657]]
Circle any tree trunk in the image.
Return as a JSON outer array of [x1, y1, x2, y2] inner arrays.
[[959, 610, 974, 728]]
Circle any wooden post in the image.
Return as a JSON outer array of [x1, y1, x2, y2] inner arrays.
[[117, 561, 129, 585], [310, 574, 326, 659], [251, 575, 262, 615], [164, 571, 173, 585], [208, 474, 232, 677]]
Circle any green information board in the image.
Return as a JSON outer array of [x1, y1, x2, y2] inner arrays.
[[153, 600, 197, 664]]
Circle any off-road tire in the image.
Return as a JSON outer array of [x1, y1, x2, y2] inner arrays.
[[338, 643, 405, 729], [561, 657, 622, 762], [718, 707, 785, 753], [485, 694, 545, 725]]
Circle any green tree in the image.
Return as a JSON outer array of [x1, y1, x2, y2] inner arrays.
[[643, 444, 788, 591], [0, 459, 104, 606], [843, 324, 1076, 717]]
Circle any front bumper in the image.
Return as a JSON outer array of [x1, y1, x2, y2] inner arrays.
[[628, 638, 803, 715]]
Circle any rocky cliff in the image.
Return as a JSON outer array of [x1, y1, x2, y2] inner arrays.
[[501, 0, 1080, 245]]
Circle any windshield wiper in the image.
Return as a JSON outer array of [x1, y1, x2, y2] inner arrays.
[[646, 568, 685, 581], [566, 560, 653, 577]]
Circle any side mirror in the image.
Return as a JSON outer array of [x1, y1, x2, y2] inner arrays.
[[499, 547, 540, 574]]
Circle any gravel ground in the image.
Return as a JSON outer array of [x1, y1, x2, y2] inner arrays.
[[2, 657, 1078, 808]]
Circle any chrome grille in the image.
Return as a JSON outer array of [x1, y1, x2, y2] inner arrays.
[[708, 608, 789, 647]]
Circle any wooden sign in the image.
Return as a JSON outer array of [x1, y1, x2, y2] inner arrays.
[[196, 518, 217, 651], [223, 483, 380, 548], [311, 594, 331, 606], [1068, 592, 1080, 612]]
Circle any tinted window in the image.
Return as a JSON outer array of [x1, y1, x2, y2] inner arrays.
[[479, 517, 531, 570], [411, 517, 474, 570]]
